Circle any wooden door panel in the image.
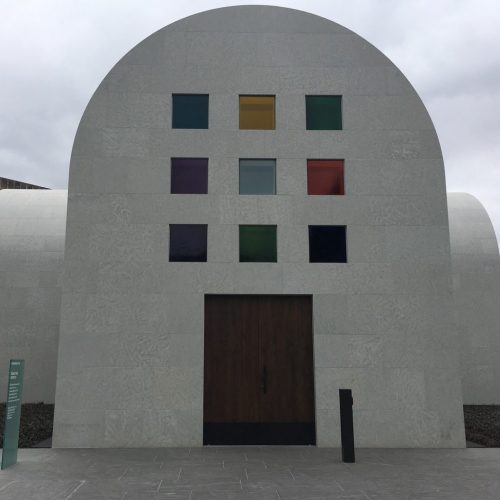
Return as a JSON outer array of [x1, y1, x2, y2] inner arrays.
[[204, 295, 260, 423], [259, 296, 315, 423]]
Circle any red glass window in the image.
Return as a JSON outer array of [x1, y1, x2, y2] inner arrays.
[[307, 160, 344, 195]]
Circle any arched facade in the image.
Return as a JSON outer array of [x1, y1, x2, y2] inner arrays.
[[448, 193, 500, 404], [53, 6, 466, 447], [0, 189, 66, 403], [3, 191, 498, 429]]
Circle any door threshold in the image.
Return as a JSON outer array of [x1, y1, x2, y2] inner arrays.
[[203, 422, 316, 446]]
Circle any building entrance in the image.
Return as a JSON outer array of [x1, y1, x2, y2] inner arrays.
[[203, 295, 315, 445]]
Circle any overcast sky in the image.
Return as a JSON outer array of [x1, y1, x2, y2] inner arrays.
[[2, 0, 499, 242]]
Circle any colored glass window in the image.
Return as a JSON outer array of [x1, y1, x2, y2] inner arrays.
[[239, 159, 276, 195], [169, 224, 207, 262], [239, 95, 275, 130], [307, 160, 344, 195], [306, 96, 342, 130], [172, 94, 209, 129], [309, 226, 347, 263], [239, 225, 277, 262], [171, 158, 208, 194]]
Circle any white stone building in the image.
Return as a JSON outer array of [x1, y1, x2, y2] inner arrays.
[[1, 6, 498, 448], [0, 189, 66, 403], [52, 5, 467, 447], [448, 193, 500, 405]]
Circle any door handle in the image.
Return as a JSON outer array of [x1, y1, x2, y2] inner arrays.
[[261, 365, 268, 394]]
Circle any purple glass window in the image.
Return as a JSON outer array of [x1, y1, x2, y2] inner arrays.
[[171, 158, 208, 194], [169, 224, 207, 262]]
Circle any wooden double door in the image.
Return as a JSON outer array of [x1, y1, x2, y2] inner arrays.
[[203, 295, 315, 445]]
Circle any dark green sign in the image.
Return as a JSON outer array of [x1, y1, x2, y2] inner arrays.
[[1, 359, 24, 470]]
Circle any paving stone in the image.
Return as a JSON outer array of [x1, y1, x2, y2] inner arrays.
[[0, 448, 499, 499]]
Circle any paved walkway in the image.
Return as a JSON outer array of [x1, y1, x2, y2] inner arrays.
[[1, 447, 500, 499]]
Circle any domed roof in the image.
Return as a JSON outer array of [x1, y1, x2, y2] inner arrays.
[[448, 192, 499, 257]]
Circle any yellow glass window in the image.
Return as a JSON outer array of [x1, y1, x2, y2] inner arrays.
[[239, 95, 275, 130]]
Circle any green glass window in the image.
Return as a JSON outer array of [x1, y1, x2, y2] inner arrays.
[[172, 94, 209, 129], [239, 159, 276, 195], [239, 225, 277, 262], [306, 95, 342, 130]]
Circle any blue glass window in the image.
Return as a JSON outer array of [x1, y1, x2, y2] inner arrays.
[[172, 94, 209, 129], [239, 159, 276, 195], [309, 226, 347, 263]]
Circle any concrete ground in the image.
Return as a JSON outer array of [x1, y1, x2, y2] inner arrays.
[[1, 447, 500, 499]]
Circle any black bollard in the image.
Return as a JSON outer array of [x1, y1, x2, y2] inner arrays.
[[339, 389, 355, 463]]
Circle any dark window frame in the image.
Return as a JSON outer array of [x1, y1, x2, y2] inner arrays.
[[305, 95, 343, 130], [239, 94, 276, 130], [169, 224, 208, 262], [307, 159, 345, 195], [239, 224, 278, 263], [308, 225, 347, 263], [172, 93, 209, 129], [239, 158, 277, 195], [171, 157, 209, 194]]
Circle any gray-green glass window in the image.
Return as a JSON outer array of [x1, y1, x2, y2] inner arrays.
[[306, 95, 342, 130], [172, 94, 209, 129], [239, 225, 277, 262], [239, 159, 276, 195]]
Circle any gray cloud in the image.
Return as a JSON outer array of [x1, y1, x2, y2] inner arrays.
[[1, 0, 499, 241]]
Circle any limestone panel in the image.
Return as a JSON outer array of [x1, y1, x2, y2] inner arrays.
[[84, 91, 171, 129], [52, 410, 105, 448], [278, 66, 409, 96], [166, 6, 351, 35], [347, 159, 447, 196], [104, 409, 201, 447], [276, 159, 307, 196], [344, 95, 434, 131], [208, 157, 238, 196]]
